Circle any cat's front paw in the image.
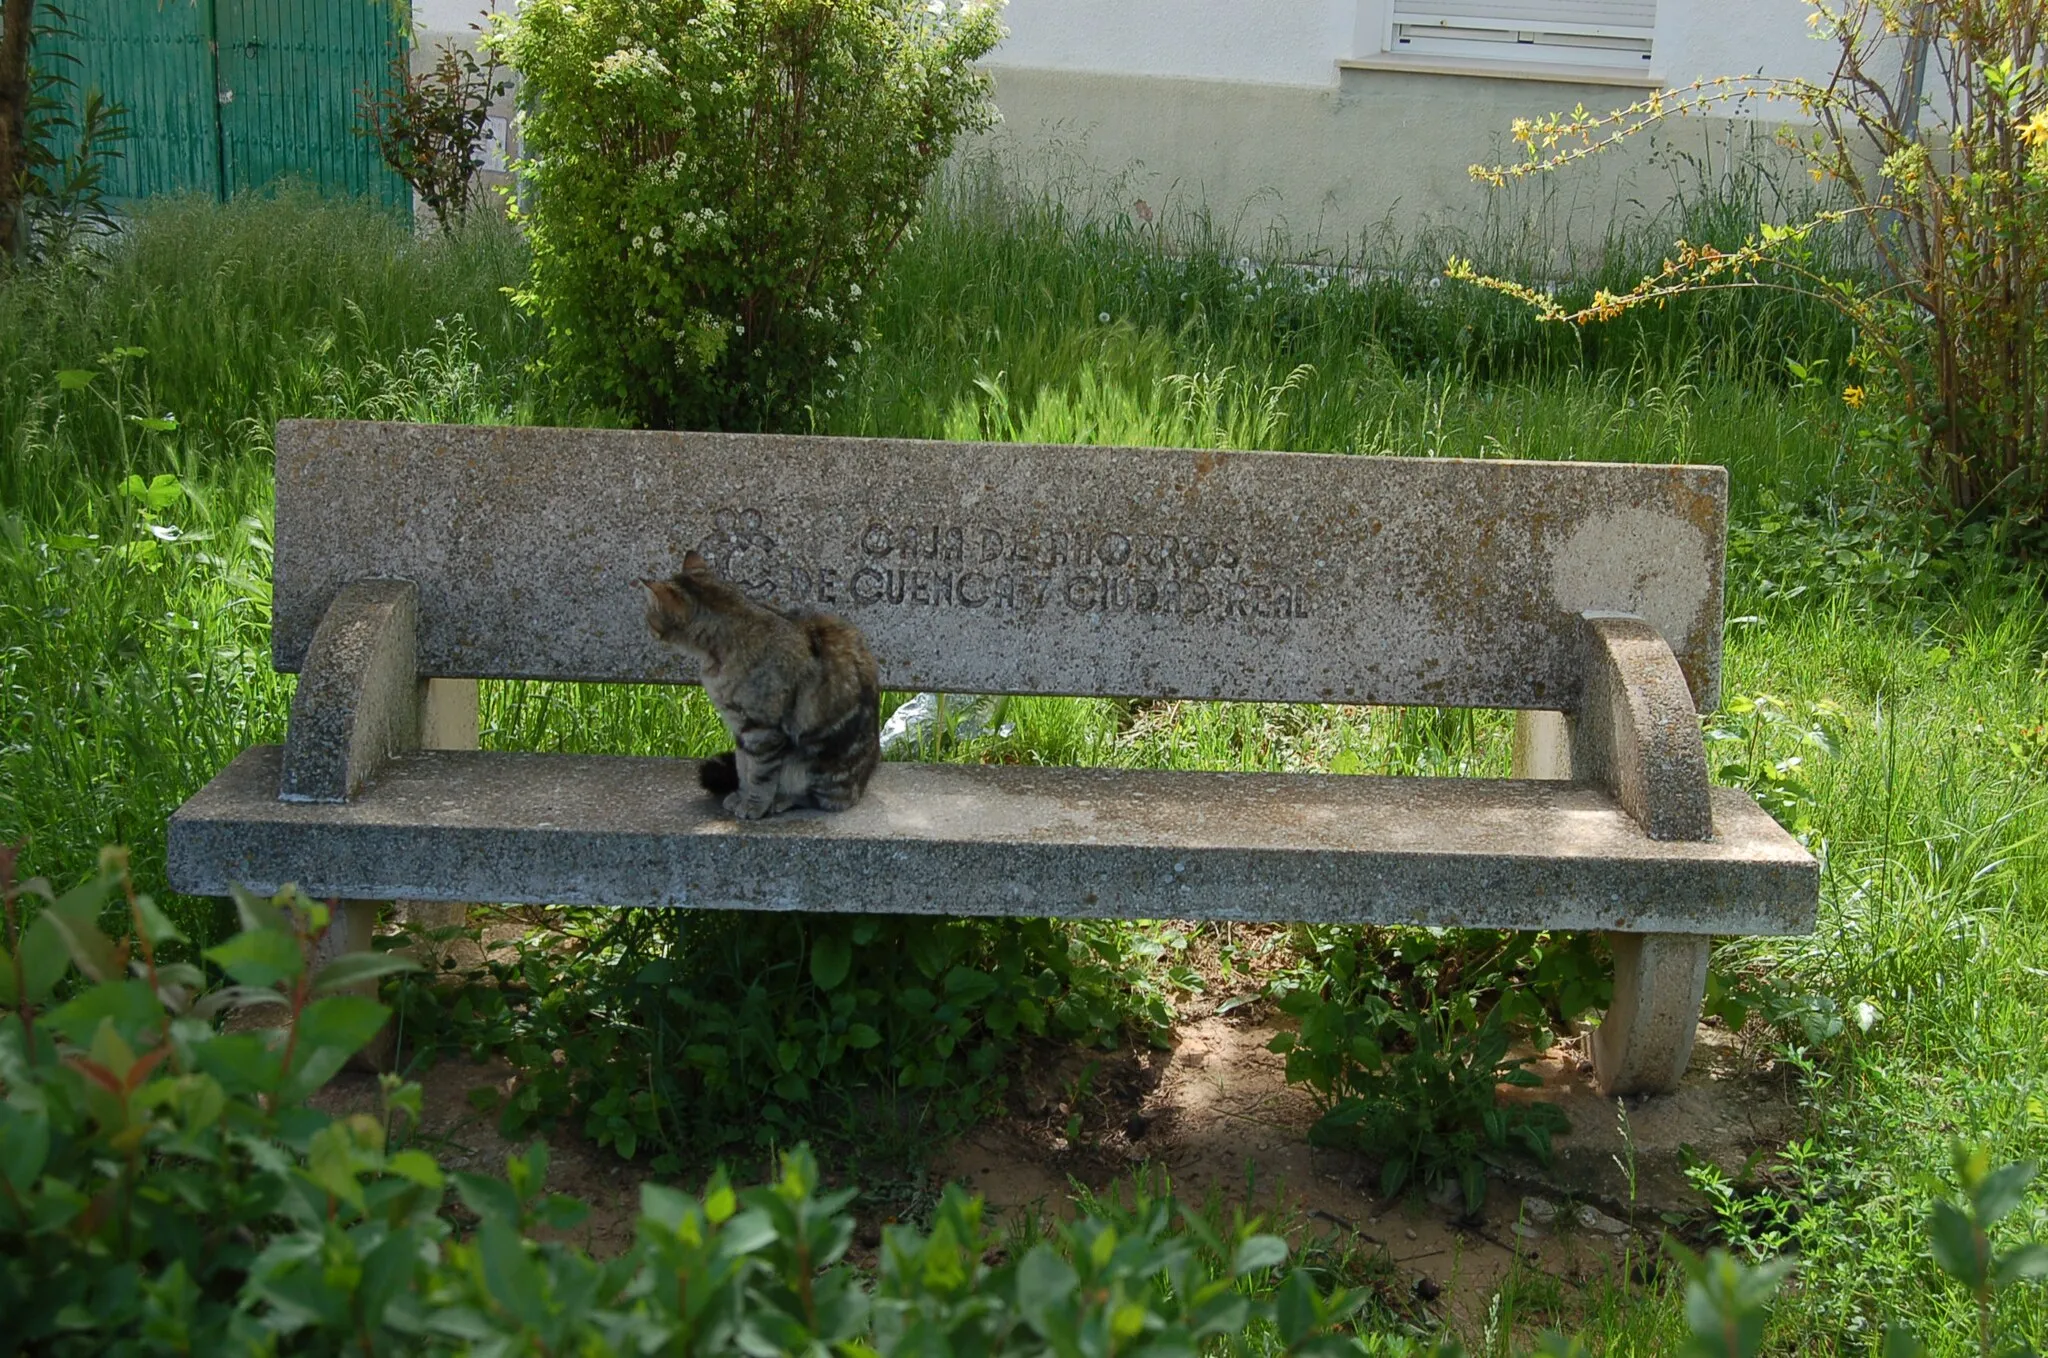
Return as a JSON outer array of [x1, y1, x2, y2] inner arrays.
[[724, 790, 773, 820]]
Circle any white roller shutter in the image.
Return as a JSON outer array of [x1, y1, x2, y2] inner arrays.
[[1388, 0, 1656, 68]]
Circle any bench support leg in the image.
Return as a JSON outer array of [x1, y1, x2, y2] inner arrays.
[[1533, 620, 1717, 1097], [310, 897, 397, 1071], [1519, 693, 1713, 1096], [1593, 932, 1710, 1095], [309, 896, 378, 971], [1511, 710, 1573, 780], [399, 678, 479, 955]]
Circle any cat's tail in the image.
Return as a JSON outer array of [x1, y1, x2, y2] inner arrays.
[[698, 751, 740, 796]]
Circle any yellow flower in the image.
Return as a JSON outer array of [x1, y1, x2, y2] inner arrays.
[[2019, 111, 2048, 146], [1842, 385, 1866, 408]]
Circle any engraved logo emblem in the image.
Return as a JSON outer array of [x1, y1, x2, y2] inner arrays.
[[697, 508, 785, 598]]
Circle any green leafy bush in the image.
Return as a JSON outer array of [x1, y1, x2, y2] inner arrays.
[[399, 907, 1175, 1172], [1663, 1144, 2048, 1358], [1726, 489, 1938, 614], [0, 848, 425, 1349], [492, 0, 1003, 429], [358, 40, 509, 233], [6, 4, 129, 267], [1702, 692, 1847, 845], [0, 847, 1386, 1353], [1264, 928, 1594, 1214], [1273, 997, 1567, 1218]]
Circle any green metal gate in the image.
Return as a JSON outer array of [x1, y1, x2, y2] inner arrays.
[[35, 0, 409, 211]]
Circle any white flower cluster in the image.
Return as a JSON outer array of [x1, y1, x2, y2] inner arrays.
[[923, 0, 1007, 22], [654, 146, 692, 182], [677, 206, 726, 241], [594, 45, 670, 85], [621, 204, 729, 255]]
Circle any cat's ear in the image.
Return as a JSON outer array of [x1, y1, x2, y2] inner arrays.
[[682, 549, 709, 572], [641, 577, 690, 615]]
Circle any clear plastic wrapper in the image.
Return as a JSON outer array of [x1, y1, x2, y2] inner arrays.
[[879, 691, 1011, 752]]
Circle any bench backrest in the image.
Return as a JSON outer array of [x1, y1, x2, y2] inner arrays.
[[273, 420, 1725, 712]]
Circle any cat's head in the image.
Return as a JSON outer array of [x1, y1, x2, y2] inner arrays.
[[635, 550, 717, 642]]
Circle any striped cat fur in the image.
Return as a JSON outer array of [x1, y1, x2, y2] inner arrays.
[[636, 550, 880, 819]]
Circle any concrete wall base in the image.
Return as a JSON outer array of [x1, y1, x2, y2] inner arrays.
[[974, 63, 1801, 260]]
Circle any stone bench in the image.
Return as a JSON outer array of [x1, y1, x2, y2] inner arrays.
[[168, 420, 1817, 1095]]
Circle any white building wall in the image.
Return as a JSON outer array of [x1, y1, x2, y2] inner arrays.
[[418, 0, 1841, 90], [980, 0, 1880, 250], [992, 0, 1837, 91], [412, 0, 509, 44], [992, 0, 1356, 88], [412, 0, 1879, 251]]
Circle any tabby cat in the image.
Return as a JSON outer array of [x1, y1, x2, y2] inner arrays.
[[636, 550, 881, 819]]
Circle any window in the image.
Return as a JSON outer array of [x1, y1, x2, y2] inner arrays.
[[1357, 1, 1658, 79]]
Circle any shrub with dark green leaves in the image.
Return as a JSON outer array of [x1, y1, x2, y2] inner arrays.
[[10, 4, 130, 267], [0, 849, 426, 1350], [0, 847, 1377, 1354], [397, 907, 1175, 1172], [3, 847, 2043, 1353], [492, 0, 1003, 430], [1264, 927, 1593, 1213], [358, 40, 509, 233]]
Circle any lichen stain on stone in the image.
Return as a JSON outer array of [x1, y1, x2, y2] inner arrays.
[[1547, 505, 1714, 658]]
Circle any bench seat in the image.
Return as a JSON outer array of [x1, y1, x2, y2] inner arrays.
[[171, 746, 1815, 933]]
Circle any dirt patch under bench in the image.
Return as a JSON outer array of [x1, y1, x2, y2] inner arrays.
[[303, 974, 1796, 1342], [929, 1006, 1797, 1332]]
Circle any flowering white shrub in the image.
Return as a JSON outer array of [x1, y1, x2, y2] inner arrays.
[[493, 0, 1003, 429]]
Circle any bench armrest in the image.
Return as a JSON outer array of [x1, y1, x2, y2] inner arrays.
[[279, 580, 422, 802], [1511, 615, 1722, 1093], [1573, 612, 1714, 841]]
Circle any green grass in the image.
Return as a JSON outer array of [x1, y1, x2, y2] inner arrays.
[[1714, 561, 2048, 1352], [832, 171, 1857, 518], [1, 183, 2044, 1354], [1, 189, 541, 946]]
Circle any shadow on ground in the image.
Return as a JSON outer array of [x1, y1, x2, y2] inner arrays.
[[309, 985, 1794, 1333]]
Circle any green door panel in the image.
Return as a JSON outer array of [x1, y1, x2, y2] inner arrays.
[[215, 0, 409, 208], [30, 0, 408, 211], [31, 0, 220, 200]]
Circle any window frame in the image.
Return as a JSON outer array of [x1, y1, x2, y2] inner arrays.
[[1343, 0, 1665, 87]]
